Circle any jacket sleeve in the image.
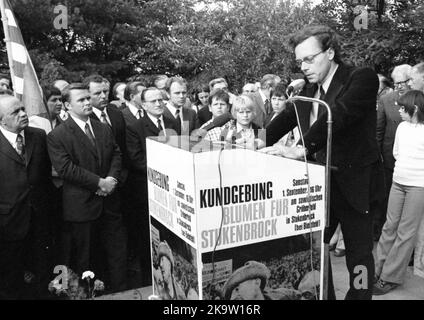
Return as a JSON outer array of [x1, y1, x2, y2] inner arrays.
[[303, 67, 379, 154], [376, 98, 386, 153], [47, 131, 100, 192], [126, 122, 147, 173], [265, 102, 298, 146], [106, 127, 122, 181]]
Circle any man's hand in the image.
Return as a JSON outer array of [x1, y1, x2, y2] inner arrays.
[[260, 143, 306, 160], [98, 177, 118, 195]]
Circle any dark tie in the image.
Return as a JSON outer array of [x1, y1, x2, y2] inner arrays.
[[317, 86, 326, 117], [264, 99, 271, 116], [157, 118, 164, 132], [16, 133, 25, 160], [84, 123, 96, 147], [137, 109, 143, 119], [100, 111, 110, 126], [175, 108, 182, 134]]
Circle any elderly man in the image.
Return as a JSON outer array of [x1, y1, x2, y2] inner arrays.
[[263, 25, 382, 300], [242, 83, 258, 95], [222, 261, 301, 300], [156, 241, 186, 300], [163, 77, 198, 135], [375, 64, 412, 239], [0, 95, 51, 299]]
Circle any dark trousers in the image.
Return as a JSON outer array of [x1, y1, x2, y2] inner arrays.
[[61, 207, 127, 293], [373, 167, 393, 238], [324, 178, 375, 300], [0, 240, 25, 299]]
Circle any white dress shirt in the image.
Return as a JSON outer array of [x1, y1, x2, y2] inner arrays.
[[0, 125, 25, 152], [147, 113, 167, 136], [128, 102, 144, 119], [92, 107, 112, 126], [70, 115, 95, 138]]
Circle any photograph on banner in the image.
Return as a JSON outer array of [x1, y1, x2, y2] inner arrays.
[[150, 217, 199, 300], [201, 233, 321, 300]]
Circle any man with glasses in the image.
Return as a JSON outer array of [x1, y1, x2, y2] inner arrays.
[[263, 25, 382, 300], [375, 64, 412, 241]]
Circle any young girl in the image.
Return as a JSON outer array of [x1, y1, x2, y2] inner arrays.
[[204, 94, 264, 149], [374, 90, 424, 295]]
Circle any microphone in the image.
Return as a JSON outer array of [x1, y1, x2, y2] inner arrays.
[[286, 79, 306, 97]]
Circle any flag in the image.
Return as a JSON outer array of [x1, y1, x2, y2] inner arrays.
[[0, 0, 50, 123]]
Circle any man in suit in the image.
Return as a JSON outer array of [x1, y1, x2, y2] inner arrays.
[[250, 74, 281, 128], [0, 95, 51, 299], [47, 83, 127, 292], [164, 77, 198, 135], [375, 64, 411, 239], [408, 62, 424, 93], [126, 87, 178, 286], [121, 81, 146, 127], [262, 25, 382, 300]]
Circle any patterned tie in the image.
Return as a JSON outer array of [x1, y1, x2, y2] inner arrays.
[[264, 99, 271, 116], [137, 109, 143, 119], [100, 111, 110, 126], [16, 133, 25, 160], [84, 123, 96, 147]]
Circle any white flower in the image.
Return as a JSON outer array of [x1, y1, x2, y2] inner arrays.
[[82, 271, 95, 280]]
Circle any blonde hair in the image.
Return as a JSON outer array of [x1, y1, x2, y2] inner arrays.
[[231, 95, 256, 118]]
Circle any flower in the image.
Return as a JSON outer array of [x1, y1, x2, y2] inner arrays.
[[82, 271, 95, 280]]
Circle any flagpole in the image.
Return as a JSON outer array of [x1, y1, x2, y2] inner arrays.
[[0, 0, 17, 97]]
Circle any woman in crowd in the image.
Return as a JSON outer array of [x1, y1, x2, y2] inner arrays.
[[266, 83, 300, 147], [193, 84, 212, 126], [204, 94, 264, 149], [374, 90, 424, 295]]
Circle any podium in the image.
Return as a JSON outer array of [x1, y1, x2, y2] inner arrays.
[[146, 136, 325, 300]]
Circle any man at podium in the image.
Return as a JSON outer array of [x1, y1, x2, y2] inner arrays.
[[262, 25, 383, 300]]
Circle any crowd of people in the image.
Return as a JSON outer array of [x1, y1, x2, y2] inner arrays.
[[1, 23, 424, 300]]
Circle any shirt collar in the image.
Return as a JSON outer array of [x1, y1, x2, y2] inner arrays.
[[258, 89, 267, 102], [128, 102, 143, 118], [92, 107, 109, 120], [236, 122, 252, 133], [166, 101, 182, 118], [70, 114, 94, 134], [320, 64, 339, 93], [0, 125, 24, 146], [147, 112, 165, 128]]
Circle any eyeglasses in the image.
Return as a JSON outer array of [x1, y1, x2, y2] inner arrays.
[[394, 79, 410, 88], [295, 51, 324, 68]]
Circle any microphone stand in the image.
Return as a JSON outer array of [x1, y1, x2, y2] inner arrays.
[[286, 95, 332, 300]]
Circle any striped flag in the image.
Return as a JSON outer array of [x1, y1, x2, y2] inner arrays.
[[0, 0, 49, 121]]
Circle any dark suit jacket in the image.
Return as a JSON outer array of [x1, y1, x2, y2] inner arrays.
[[0, 127, 51, 241], [47, 117, 122, 222], [121, 106, 140, 128], [376, 91, 402, 170], [197, 107, 212, 127], [164, 105, 198, 135], [249, 91, 268, 128], [266, 64, 381, 214], [90, 104, 128, 182]]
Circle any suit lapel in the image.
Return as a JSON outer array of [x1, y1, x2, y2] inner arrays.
[[323, 64, 351, 107], [91, 120, 104, 165], [65, 117, 99, 158], [23, 128, 35, 165], [142, 115, 160, 136], [0, 129, 25, 165]]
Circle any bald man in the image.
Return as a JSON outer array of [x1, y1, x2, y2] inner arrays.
[[0, 95, 52, 299]]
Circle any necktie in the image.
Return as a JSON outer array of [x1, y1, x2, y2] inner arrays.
[[175, 108, 182, 134], [16, 133, 25, 160], [157, 118, 164, 132], [317, 86, 326, 117], [137, 109, 143, 119], [264, 99, 271, 116], [100, 111, 110, 126], [84, 123, 96, 147]]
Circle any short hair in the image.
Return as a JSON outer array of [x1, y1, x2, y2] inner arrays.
[[231, 95, 256, 119], [153, 75, 169, 89], [397, 90, 424, 123], [289, 25, 342, 64], [391, 64, 412, 80], [112, 82, 126, 99], [270, 82, 288, 99], [82, 74, 107, 89], [124, 81, 145, 101], [413, 62, 424, 75], [208, 88, 230, 105], [378, 74, 392, 89], [209, 78, 228, 92], [61, 83, 88, 103], [165, 76, 187, 93], [140, 87, 161, 102], [42, 85, 62, 101], [260, 74, 280, 90]]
